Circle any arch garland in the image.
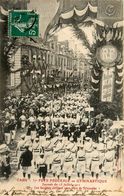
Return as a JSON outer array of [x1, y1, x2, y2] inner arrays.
[[44, 0, 123, 104]]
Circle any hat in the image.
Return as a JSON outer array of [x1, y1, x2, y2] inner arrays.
[[55, 132, 59, 136], [0, 144, 10, 154], [46, 135, 50, 139], [25, 144, 29, 148], [5, 120, 9, 124], [66, 146, 70, 150], [109, 135, 113, 139], [40, 152, 44, 156], [11, 116, 15, 120], [35, 138, 39, 141], [99, 138, 103, 142], [69, 137, 73, 142], [93, 144, 97, 149], [85, 137, 90, 141], [79, 144, 84, 148], [21, 134, 25, 139], [87, 126, 91, 129]]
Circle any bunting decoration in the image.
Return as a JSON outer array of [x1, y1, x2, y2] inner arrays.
[[117, 87, 123, 93], [91, 76, 99, 84], [0, 6, 8, 22], [45, 0, 123, 40], [116, 79, 123, 85], [90, 59, 101, 93], [97, 0, 123, 26], [45, 0, 98, 40], [115, 62, 123, 93], [60, 3, 97, 20]]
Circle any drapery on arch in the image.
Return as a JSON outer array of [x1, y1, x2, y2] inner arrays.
[[44, 0, 123, 97], [44, 0, 123, 41]]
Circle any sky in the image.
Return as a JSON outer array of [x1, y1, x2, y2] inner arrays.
[[28, 0, 59, 37], [28, 0, 94, 56]]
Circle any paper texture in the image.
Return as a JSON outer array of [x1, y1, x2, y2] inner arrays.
[[0, 0, 124, 195]]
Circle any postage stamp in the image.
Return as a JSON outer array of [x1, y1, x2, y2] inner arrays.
[[8, 10, 39, 37]]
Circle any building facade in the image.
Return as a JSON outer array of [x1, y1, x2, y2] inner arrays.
[[7, 36, 87, 96]]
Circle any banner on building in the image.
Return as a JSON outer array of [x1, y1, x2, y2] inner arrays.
[[101, 67, 115, 102], [97, 0, 123, 25]]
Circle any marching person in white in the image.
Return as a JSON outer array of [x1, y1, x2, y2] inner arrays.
[[103, 147, 115, 177], [76, 144, 86, 179], [52, 149, 62, 179], [19, 112, 27, 132], [91, 144, 100, 179], [54, 137, 65, 161], [37, 153, 47, 180], [104, 135, 116, 177], [45, 115, 51, 131], [63, 146, 74, 181], [16, 135, 26, 162], [66, 137, 77, 167], [106, 135, 116, 151], [32, 138, 40, 169], [51, 132, 60, 149], [97, 138, 106, 171], [43, 135, 53, 173], [84, 137, 93, 172], [4, 120, 11, 145]]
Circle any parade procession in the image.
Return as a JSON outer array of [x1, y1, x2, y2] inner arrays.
[[0, 0, 124, 184], [0, 91, 123, 181]]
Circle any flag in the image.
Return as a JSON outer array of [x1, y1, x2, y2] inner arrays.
[[97, 0, 123, 26], [106, 30, 113, 42]]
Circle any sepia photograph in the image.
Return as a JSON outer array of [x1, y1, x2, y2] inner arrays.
[[0, 0, 124, 195]]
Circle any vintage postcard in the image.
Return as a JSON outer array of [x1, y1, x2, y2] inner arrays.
[[0, 0, 124, 195]]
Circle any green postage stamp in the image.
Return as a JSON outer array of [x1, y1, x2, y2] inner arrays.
[[8, 10, 39, 37]]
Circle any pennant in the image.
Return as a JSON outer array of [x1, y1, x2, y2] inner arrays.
[[61, 10, 74, 19], [116, 79, 123, 85], [0, 6, 8, 22], [92, 86, 99, 92], [96, 61, 101, 68], [0, 6, 8, 16], [74, 6, 88, 17], [117, 31, 122, 40], [118, 71, 123, 77], [117, 87, 123, 93], [94, 69, 99, 76], [91, 76, 99, 84], [88, 2, 97, 13], [97, 33, 103, 42], [114, 29, 119, 40], [102, 30, 106, 38], [117, 64, 123, 70], [106, 30, 113, 42]]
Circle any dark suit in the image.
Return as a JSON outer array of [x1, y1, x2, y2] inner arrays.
[[20, 149, 33, 167]]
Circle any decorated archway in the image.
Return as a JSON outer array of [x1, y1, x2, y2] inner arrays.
[[44, 0, 123, 119]]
